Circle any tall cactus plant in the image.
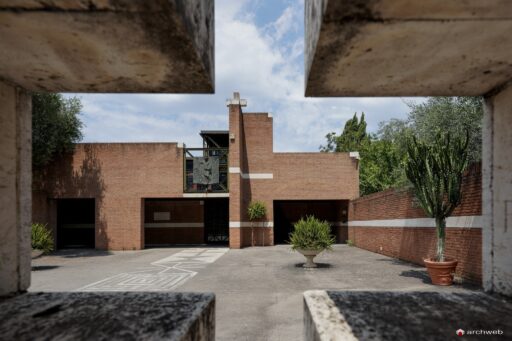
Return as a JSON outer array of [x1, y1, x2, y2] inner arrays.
[[405, 131, 469, 262]]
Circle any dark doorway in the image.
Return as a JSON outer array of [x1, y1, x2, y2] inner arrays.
[[204, 198, 229, 244], [57, 199, 95, 249], [273, 200, 346, 244]]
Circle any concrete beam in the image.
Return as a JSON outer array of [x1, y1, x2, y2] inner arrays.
[[0, 0, 214, 93], [305, 0, 512, 96], [0, 81, 31, 296], [483, 82, 512, 297]]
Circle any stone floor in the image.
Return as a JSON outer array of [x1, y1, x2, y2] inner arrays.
[[31, 245, 479, 341]]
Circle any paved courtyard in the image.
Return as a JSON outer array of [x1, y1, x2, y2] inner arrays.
[[31, 245, 478, 340]]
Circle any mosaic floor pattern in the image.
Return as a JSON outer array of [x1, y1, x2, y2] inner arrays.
[[78, 248, 228, 291]]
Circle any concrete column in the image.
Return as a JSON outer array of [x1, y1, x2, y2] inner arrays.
[[0, 81, 31, 296], [483, 83, 512, 296]]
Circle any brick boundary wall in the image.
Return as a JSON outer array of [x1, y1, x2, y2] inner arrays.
[[347, 163, 482, 285]]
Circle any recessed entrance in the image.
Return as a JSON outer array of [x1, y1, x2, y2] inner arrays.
[[144, 198, 229, 247], [57, 198, 95, 249], [273, 200, 348, 244], [204, 198, 229, 244]]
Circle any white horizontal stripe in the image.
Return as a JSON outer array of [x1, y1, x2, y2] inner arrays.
[[240, 173, 273, 179], [144, 223, 204, 228], [183, 193, 229, 198], [229, 221, 274, 228], [228, 167, 273, 179], [348, 215, 482, 229]]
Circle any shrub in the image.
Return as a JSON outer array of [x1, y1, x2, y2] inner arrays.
[[31, 223, 54, 254], [289, 216, 335, 251], [346, 239, 355, 247], [247, 201, 266, 221]]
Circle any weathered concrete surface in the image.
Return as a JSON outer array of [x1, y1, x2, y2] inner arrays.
[[0, 292, 215, 340], [305, 0, 512, 96], [0, 0, 214, 93], [30, 246, 479, 340], [304, 290, 511, 340], [0, 81, 31, 297], [483, 83, 512, 297]]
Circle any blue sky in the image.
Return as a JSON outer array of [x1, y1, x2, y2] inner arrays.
[[65, 0, 420, 152]]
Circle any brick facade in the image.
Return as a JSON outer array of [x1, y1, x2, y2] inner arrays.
[[348, 164, 482, 284], [33, 93, 359, 250], [228, 95, 359, 248]]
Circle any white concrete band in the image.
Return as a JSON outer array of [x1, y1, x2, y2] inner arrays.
[[229, 221, 274, 228], [182, 193, 229, 198], [144, 223, 204, 228], [241, 173, 273, 179], [349, 151, 360, 160], [348, 215, 483, 229], [228, 167, 273, 179]]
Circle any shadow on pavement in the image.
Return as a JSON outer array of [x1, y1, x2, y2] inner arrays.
[[32, 265, 59, 271]]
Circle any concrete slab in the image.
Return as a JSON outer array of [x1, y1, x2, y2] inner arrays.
[[0, 292, 215, 340], [305, 0, 512, 96], [0, 0, 214, 93], [304, 290, 511, 340], [31, 245, 480, 340]]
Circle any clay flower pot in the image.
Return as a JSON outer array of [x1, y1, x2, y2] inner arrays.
[[424, 258, 458, 286], [297, 249, 321, 268]]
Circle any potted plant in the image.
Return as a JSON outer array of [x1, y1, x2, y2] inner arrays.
[[31, 223, 54, 258], [405, 131, 469, 285], [289, 215, 335, 268], [247, 200, 267, 246]]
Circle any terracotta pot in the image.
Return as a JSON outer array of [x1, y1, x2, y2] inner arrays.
[[424, 258, 458, 286], [297, 249, 321, 268]]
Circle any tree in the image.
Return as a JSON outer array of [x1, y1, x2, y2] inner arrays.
[[405, 131, 469, 261], [32, 93, 83, 169], [320, 113, 368, 152], [405, 97, 482, 162], [359, 136, 404, 195], [247, 201, 267, 246]]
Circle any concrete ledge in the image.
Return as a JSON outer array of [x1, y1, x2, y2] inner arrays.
[[304, 290, 512, 340], [305, 1, 512, 96], [0, 292, 215, 340], [0, 0, 214, 93]]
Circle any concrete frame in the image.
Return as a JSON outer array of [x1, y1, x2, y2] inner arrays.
[[0, 1, 214, 297], [305, 0, 512, 297]]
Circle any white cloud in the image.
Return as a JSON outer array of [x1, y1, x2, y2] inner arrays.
[[66, 0, 419, 152]]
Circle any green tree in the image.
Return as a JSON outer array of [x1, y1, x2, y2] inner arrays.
[[405, 131, 469, 261], [359, 136, 404, 195], [404, 97, 482, 162], [321, 97, 481, 196], [320, 112, 368, 152], [32, 93, 83, 169]]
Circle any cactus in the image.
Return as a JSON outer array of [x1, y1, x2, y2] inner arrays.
[[405, 131, 469, 261]]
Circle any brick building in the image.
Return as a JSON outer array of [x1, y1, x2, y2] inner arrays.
[[33, 93, 360, 250]]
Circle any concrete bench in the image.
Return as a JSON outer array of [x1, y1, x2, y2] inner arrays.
[[304, 290, 511, 340], [0, 292, 214, 340]]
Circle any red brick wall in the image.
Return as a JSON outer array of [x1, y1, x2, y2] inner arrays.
[[34, 143, 184, 250], [348, 164, 482, 284]]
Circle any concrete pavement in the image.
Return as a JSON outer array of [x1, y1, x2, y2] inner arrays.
[[30, 245, 478, 340]]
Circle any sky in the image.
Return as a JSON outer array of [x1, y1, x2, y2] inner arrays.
[[65, 0, 422, 152]]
